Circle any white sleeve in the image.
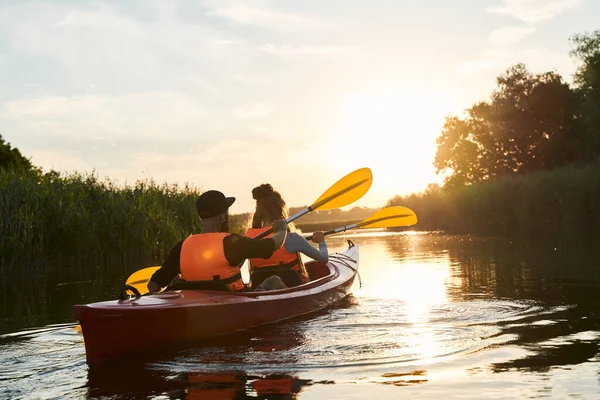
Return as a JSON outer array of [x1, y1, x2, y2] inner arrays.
[[284, 232, 329, 263]]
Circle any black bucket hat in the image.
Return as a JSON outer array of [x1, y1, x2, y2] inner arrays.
[[195, 190, 236, 218]]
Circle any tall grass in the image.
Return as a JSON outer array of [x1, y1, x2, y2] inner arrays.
[[0, 169, 202, 277], [388, 161, 600, 243]]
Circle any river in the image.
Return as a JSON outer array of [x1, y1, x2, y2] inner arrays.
[[1, 231, 600, 399]]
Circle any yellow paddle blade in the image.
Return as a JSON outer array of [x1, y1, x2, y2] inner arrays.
[[310, 167, 372, 211], [358, 206, 417, 228], [125, 266, 160, 293]]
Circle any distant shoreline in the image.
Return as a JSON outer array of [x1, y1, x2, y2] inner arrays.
[[294, 220, 361, 233]]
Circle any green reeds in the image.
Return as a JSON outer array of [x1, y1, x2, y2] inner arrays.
[[388, 161, 600, 241], [0, 169, 202, 278]]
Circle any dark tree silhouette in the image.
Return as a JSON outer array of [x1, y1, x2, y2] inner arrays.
[[570, 31, 600, 162], [435, 64, 577, 187], [0, 134, 37, 173]]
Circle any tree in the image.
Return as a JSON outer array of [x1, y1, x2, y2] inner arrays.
[[0, 134, 37, 173], [490, 66, 577, 173], [434, 114, 485, 188], [434, 64, 577, 187], [570, 31, 600, 162]]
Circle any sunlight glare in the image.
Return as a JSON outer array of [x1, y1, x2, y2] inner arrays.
[[329, 85, 456, 197], [356, 237, 454, 362]]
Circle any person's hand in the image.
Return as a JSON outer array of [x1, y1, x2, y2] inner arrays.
[[271, 218, 288, 233], [147, 280, 161, 294], [311, 231, 325, 243]]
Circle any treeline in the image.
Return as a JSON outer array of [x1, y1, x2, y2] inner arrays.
[[389, 31, 600, 241], [389, 160, 600, 241], [288, 206, 378, 223], [0, 135, 202, 277]]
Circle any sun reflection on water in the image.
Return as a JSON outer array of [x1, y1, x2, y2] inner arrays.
[[349, 233, 459, 362]]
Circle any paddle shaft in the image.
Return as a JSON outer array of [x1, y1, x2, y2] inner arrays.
[[251, 207, 312, 240], [304, 213, 414, 241], [252, 176, 370, 240]]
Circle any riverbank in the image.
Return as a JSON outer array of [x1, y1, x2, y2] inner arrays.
[[388, 160, 600, 244]]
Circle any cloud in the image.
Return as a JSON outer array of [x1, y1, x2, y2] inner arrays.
[[25, 148, 91, 175], [486, 0, 583, 24], [233, 102, 274, 119], [487, 25, 536, 46], [206, 3, 329, 31], [228, 72, 266, 84], [0, 1, 250, 92], [459, 0, 584, 76], [457, 47, 574, 76], [458, 54, 509, 75], [0, 92, 209, 140], [260, 44, 353, 58], [52, 9, 143, 35]]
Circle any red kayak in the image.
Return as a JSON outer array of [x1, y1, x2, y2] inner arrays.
[[74, 240, 359, 366]]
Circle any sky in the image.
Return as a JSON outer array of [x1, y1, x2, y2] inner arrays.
[[1, 0, 599, 213]]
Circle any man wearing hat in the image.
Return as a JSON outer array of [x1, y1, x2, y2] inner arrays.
[[147, 190, 288, 293]]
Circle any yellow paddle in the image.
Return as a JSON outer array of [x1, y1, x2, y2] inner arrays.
[[304, 206, 418, 240], [119, 167, 373, 295], [252, 167, 373, 240], [126, 266, 160, 289]]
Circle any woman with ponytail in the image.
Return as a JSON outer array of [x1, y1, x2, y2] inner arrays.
[[246, 184, 329, 289]]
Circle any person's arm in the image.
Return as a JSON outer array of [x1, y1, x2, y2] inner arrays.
[[284, 232, 329, 263], [223, 219, 288, 266], [224, 234, 277, 266], [147, 240, 183, 293]]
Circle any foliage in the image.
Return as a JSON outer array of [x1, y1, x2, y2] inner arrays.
[[388, 161, 600, 242], [0, 134, 38, 173], [0, 169, 202, 277], [434, 64, 578, 188], [570, 31, 600, 163]]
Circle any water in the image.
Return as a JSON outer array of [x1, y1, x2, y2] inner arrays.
[[1, 231, 600, 399]]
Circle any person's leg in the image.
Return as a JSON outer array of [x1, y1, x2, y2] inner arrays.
[[250, 270, 269, 289], [279, 270, 303, 287], [253, 275, 288, 291]]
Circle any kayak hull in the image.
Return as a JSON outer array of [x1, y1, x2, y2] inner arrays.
[[74, 241, 359, 366]]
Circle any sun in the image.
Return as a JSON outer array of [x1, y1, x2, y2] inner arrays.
[[327, 85, 453, 199]]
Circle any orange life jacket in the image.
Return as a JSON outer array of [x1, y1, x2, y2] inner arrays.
[[252, 378, 295, 395], [179, 233, 244, 292], [245, 227, 308, 282]]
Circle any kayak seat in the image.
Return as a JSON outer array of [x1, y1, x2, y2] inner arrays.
[[167, 280, 231, 292], [305, 262, 331, 280]]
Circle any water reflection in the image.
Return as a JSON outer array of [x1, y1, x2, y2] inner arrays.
[[84, 317, 318, 400], [184, 372, 312, 400], [491, 332, 600, 373], [87, 364, 313, 399], [380, 232, 600, 375], [0, 269, 134, 335]]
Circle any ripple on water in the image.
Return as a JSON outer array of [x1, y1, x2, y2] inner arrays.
[[0, 324, 88, 400], [152, 297, 571, 374]]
